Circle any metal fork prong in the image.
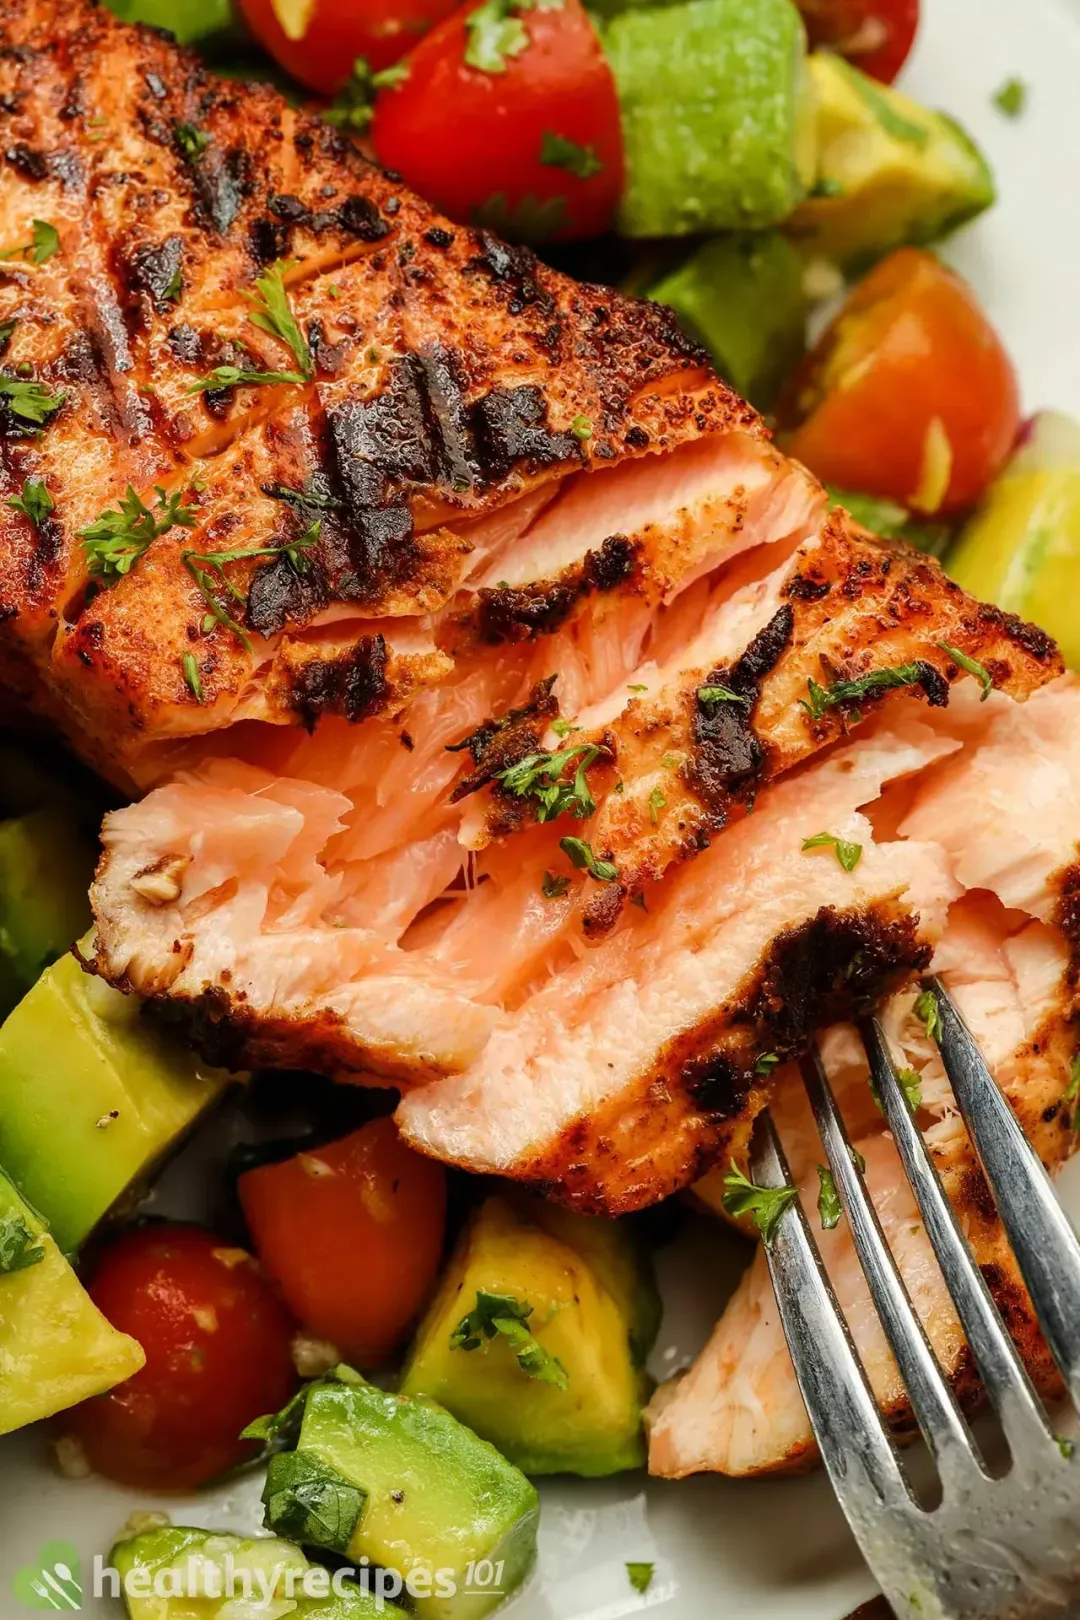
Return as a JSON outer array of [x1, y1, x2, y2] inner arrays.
[[860, 1016, 1054, 1464], [927, 977, 1080, 1409], [801, 1045, 982, 1492], [748, 1111, 915, 1520]]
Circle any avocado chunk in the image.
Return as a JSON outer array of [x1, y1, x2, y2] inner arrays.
[[604, 0, 817, 238], [251, 1366, 538, 1619], [647, 232, 808, 409], [400, 1195, 659, 1476], [111, 1526, 392, 1618], [787, 53, 994, 271], [0, 807, 95, 1014], [0, 1167, 143, 1433], [0, 947, 234, 1254]]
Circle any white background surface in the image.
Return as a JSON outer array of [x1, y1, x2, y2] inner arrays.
[[3, 1, 1080, 1614]]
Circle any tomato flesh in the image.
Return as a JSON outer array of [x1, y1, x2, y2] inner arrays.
[[66, 1225, 297, 1491], [239, 1116, 448, 1369], [780, 248, 1020, 518], [371, 0, 624, 241], [796, 0, 919, 83], [237, 0, 461, 93]]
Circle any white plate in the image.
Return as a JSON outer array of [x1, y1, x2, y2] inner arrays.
[[3, 2, 1080, 1614]]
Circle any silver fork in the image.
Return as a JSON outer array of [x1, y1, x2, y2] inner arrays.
[[750, 976, 1080, 1619]]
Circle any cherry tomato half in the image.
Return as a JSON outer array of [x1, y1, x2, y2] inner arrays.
[[371, 0, 624, 242], [66, 1225, 297, 1491], [780, 248, 1020, 518], [237, 0, 461, 93], [796, 0, 919, 84], [239, 1116, 447, 1369]]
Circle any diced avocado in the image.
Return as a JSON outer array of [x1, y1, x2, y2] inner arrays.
[[947, 412, 1080, 671], [605, 0, 817, 238], [787, 53, 994, 271], [400, 1195, 656, 1476], [254, 1368, 539, 1619], [647, 232, 808, 409], [0, 947, 234, 1254], [0, 808, 95, 1009], [111, 1526, 391, 1618], [0, 1168, 143, 1433]]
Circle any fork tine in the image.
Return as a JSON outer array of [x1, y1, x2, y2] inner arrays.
[[800, 1045, 982, 1492], [860, 1016, 1055, 1465], [747, 1111, 915, 1520], [926, 977, 1080, 1409]]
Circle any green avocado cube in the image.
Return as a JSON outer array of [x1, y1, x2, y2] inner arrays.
[[0, 1168, 143, 1433], [401, 1195, 659, 1476], [0, 947, 233, 1254], [605, 0, 817, 238]]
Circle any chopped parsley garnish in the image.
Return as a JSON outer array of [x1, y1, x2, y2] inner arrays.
[[497, 742, 601, 823], [817, 1165, 842, 1230], [451, 1290, 569, 1388], [175, 123, 210, 164], [914, 988, 942, 1043], [660, 751, 681, 770], [247, 260, 313, 379], [627, 683, 648, 693], [800, 662, 930, 720], [754, 1052, 780, 1077], [801, 830, 863, 873], [541, 870, 571, 899], [872, 1065, 922, 1114], [721, 1164, 798, 1245], [559, 836, 617, 883], [1062, 1055, 1080, 1129], [80, 485, 197, 582], [182, 652, 204, 704], [1057, 1435, 1076, 1461], [188, 364, 308, 394], [0, 219, 60, 265], [541, 130, 603, 180], [851, 1145, 867, 1174], [183, 521, 320, 651], [0, 1214, 45, 1275], [570, 413, 592, 441], [7, 478, 53, 527], [550, 716, 579, 738], [993, 77, 1027, 118], [936, 639, 993, 700], [698, 683, 746, 708], [162, 265, 183, 303], [464, 0, 531, 72], [626, 1563, 654, 1596], [0, 375, 65, 425], [263, 480, 343, 513], [648, 786, 666, 824], [472, 191, 568, 242], [324, 56, 409, 132]]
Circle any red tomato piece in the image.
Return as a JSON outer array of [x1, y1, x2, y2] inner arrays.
[[797, 0, 919, 83], [66, 1225, 297, 1492], [238, 1116, 448, 1369], [371, 0, 624, 242], [236, 0, 461, 93], [779, 248, 1020, 518]]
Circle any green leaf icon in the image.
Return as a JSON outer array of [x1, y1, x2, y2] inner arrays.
[[12, 1543, 82, 1610]]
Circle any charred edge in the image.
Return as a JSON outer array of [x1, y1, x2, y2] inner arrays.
[[972, 600, 1061, 666], [475, 535, 637, 647], [448, 675, 559, 803], [287, 635, 390, 730], [122, 234, 185, 315], [470, 384, 581, 486], [1054, 863, 1080, 985], [686, 603, 794, 818], [467, 232, 556, 321], [784, 572, 831, 603], [190, 144, 253, 236]]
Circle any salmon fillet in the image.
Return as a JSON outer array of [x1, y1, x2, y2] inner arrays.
[[648, 679, 1080, 1476]]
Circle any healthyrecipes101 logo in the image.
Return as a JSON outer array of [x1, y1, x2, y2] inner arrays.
[[12, 1544, 83, 1610]]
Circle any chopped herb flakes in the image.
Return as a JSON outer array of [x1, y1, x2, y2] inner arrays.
[[698, 683, 746, 708], [188, 364, 307, 394], [721, 1164, 798, 1245], [626, 1563, 654, 1596], [800, 661, 930, 720], [162, 265, 183, 302], [183, 522, 320, 651], [1062, 1055, 1080, 1129], [541, 131, 604, 179], [541, 870, 571, 899], [497, 742, 601, 823], [936, 639, 993, 700], [872, 1065, 922, 1114], [801, 830, 863, 872], [551, 717, 579, 738], [1057, 1435, 1076, 1461], [175, 123, 210, 164], [0, 1214, 45, 1275], [7, 478, 53, 527], [0, 219, 60, 265], [247, 260, 313, 378], [80, 485, 197, 582], [914, 988, 942, 1043], [754, 1052, 780, 1077], [851, 1145, 867, 1174], [993, 77, 1027, 118], [182, 652, 204, 704], [817, 1165, 842, 1230], [464, 0, 531, 72], [324, 57, 410, 132], [570, 413, 592, 441], [648, 786, 666, 824], [559, 836, 617, 883], [0, 375, 65, 425], [451, 1290, 568, 1388]]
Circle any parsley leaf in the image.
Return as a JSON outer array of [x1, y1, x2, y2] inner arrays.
[[551, 717, 579, 738], [182, 651, 204, 704], [497, 742, 601, 824], [755, 1052, 780, 1076], [870, 1065, 922, 1114], [464, 0, 531, 72], [1062, 1055, 1080, 1129], [851, 1145, 867, 1174], [993, 77, 1027, 118], [471, 191, 568, 243], [247, 260, 313, 378], [914, 988, 942, 1043], [451, 1290, 569, 1388], [263, 480, 343, 514], [698, 683, 746, 708], [936, 639, 993, 701], [721, 1164, 798, 1245], [570, 413, 592, 441], [559, 835, 617, 883], [0, 375, 64, 425], [323, 56, 409, 131], [80, 484, 197, 582], [801, 830, 863, 872], [540, 130, 603, 179], [0, 1213, 46, 1274], [262, 1451, 364, 1556], [626, 1563, 654, 1595], [188, 365, 308, 394], [183, 521, 320, 651], [648, 786, 666, 824], [7, 477, 53, 527], [542, 870, 571, 899], [30, 219, 59, 263], [175, 123, 210, 164], [162, 265, 183, 303], [800, 661, 932, 720], [817, 1165, 842, 1230]]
